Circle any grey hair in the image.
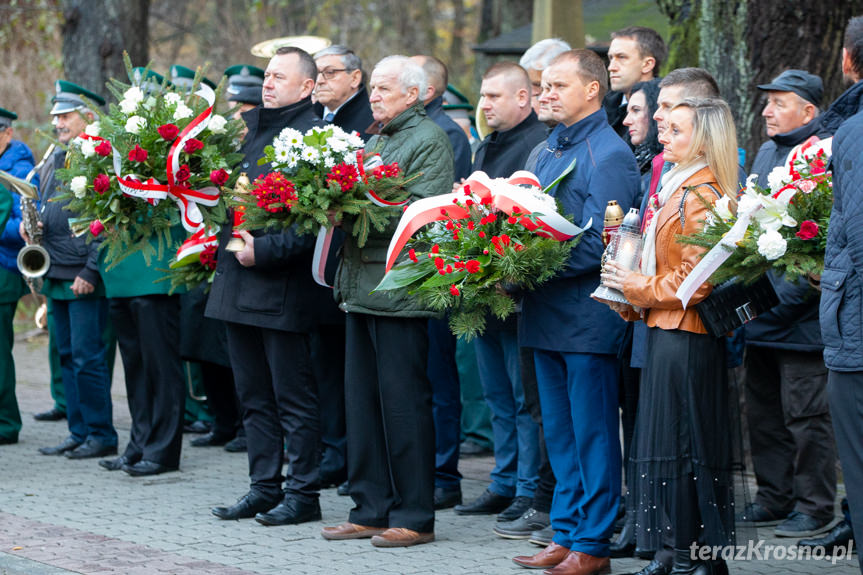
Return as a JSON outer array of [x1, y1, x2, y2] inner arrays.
[[374, 55, 427, 96], [519, 38, 571, 71], [314, 44, 363, 73], [0, 118, 12, 130]]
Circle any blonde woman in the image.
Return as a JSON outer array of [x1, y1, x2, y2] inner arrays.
[[603, 98, 743, 575]]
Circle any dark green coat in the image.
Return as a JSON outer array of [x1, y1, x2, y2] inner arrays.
[[99, 228, 188, 299], [334, 102, 454, 317]]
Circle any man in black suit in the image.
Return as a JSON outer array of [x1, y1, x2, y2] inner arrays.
[[206, 46, 323, 526], [313, 45, 375, 140]]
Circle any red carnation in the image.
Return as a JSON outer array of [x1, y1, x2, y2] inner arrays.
[[409, 248, 418, 262], [93, 173, 110, 195], [434, 257, 445, 270], [175, 164, 191, 182], [95, 140, 112, 157], [449, 284, 460, 296], [431, 244, 440, 254], [184, 138, 204, 154], [210, 169, 229, 187], [508, 216, 518, 224], [158, 124, 179, 141], [465, 259, 481, 274], [199, 244, 218, 270], [796, 220, 819, 240], [128, 144, 148, 163]]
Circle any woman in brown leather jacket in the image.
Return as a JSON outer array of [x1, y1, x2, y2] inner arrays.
[[602, 98, 743, 575]]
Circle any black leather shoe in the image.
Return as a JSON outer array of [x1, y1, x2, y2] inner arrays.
[[255, 496, 322, 526], [99, 455, 136, 471], [38, 437, 81, 455], [65, 439, 118, 459], [122, 460, 178, 477], [625, 558, 673, 575], [497, 495, 532, 522], [454, 488, 513, 515], [183, 420, 210, 434], [434, 487, 462, 510], [223, 435, 247, 452], [336, 480, 350, 496], [213, 491, 281, 520], [33, 407, 66, 421], [610, 512, 636, 558], [798, 520, 854, 553], [0, 436, 18, 445], [775, 511, 839, 538], [190, 432, 233, 447]]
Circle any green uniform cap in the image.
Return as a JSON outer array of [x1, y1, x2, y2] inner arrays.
[[170, 65, 216, 91], [224, 64, 264, 107], [0, 108, 17, 121], [50, 80, 106, 115]]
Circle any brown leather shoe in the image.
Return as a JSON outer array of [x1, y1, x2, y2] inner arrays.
[[321, 522, 387, 540], [370, 527, 435, 547], [513, 542, 570, 569], [542, 551, 611, 575]]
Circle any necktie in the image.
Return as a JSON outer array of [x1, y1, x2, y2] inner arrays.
[[324, 112, 335, 122]]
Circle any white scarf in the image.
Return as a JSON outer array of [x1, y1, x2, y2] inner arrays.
[[640, 159, 708, 276]]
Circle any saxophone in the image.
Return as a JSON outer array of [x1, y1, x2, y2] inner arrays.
[[15, 144, 54, 292]]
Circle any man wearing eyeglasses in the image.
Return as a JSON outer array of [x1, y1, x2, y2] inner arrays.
[[313, 45, 374, 141]]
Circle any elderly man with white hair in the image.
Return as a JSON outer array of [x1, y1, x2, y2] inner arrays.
[[519, 38, 572, 116], [323, 55, 454, 548]]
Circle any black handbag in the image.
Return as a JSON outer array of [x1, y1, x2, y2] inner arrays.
[[695, 275, 780, 338]]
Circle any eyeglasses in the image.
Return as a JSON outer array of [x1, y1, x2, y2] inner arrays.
[[317, 68, 348, 80]]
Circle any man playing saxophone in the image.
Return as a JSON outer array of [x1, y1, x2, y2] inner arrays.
[[28, 81, 118, 459], [0, 106, 38, 445]]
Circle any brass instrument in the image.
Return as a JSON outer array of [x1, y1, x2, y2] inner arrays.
[[14, 144, 54, 291]]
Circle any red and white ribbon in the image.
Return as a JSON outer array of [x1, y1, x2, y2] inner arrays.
[[384, 170, 588, 273], [175, 225, 219, 263], [112, 84, 220, 232], [312, 226, 335, 287]]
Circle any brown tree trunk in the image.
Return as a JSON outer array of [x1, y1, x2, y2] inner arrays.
[[61, 0, 149, 100]]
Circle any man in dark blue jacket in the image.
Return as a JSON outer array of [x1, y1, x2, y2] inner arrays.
[[513, 50, 639, 575], [207, 46, 323, 526], [743, 69, 838, 539], [820, 15, 863, 574]]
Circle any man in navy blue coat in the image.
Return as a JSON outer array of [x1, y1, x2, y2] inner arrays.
[[820, 15, 863, 574], [514, 50, 639, 575]]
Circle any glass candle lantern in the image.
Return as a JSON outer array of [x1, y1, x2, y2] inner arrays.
[[592, 207, 642, 304]]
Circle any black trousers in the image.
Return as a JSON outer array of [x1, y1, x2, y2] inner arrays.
[[200, 361, 240, 438], [745, 347, 835, 520], [345, 313, 435, 533], [312, 323, 347, 480], [827, 370, 863, 574], [225, 322, 320, 501], [110, 296, 184, 468]]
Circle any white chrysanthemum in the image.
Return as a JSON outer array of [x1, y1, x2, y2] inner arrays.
[[287, 151, 301, 169], [123, 86, 145, 105], [164, 92, 182, 106], [310, 126, 327, 135], [767, 165, 791, 191], [274, 146, 291, 164], [714, 195, 734, 222], [70, 176, 88, 198], [757, 229, 787, 260], [208, 114, 227, 134], [330, 138, 349, 154], [278, 128, 303, 148], [347, 133, 364, 150], [323, 153, 335, 168], [84, 122, 100, 137], [302, 146, 320, 162], [125, 115, 146, 134], [344, 152, 358, 165], [119, 98, 138, 115], [173, 103, 193, 120], [80, 139, 96, 158]]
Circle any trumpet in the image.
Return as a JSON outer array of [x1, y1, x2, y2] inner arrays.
[[13, 144, 55, 291]]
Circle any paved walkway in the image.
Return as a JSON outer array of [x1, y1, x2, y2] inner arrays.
[[1, 330, 857, 574]]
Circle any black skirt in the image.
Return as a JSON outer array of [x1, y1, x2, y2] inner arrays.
[[629, 327, 751, 550]]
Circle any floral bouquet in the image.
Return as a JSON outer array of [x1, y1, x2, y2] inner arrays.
[[58, 57, 245, 265], [229, 125, 413, 247], [678, 137, 832, 291], [157, 227, 219, 294], [374, 170, 589, 340]]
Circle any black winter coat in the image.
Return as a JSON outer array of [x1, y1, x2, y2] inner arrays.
[[205, 97, 326, 333]]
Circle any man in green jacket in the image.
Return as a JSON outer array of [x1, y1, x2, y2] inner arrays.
[[323, 55, 453, 548]]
